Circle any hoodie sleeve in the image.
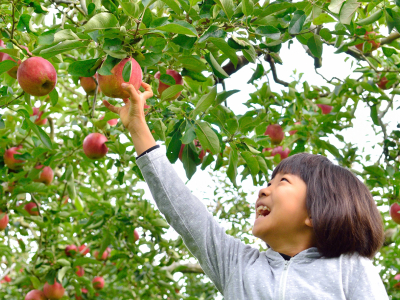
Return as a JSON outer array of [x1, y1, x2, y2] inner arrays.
[[136, 147, 257, 294], [347, 256, 389, 300]]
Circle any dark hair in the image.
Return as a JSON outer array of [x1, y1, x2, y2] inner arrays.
[[271, 153, 384, 259]]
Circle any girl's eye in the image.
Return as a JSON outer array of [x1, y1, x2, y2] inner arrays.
[[267, 182, 272, 187], [281, 177, 289, 182]]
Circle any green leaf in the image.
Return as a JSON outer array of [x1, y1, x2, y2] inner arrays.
[[370, 105, 379, 126], [160, 85, 184, 101], [73, 257, 103, 267], [119, 1, 141, 18], [382, 47, 397, 57], [30, 276, 41, 289], [181, 122, 197, 144], [160, 74, 176, 85], [0, 114, 4, 129], [181, 68, 207, 82], [151, 218, 170, 228], [385, 8, 400, 34], [144, 36, 167, 53], [227, 148, 238, 188], [53, 29, 79, 43], [177, 56, 208, 72], [172, 35, 197, 50], [181, 144, 198, 179], [255, 26, 281, 39], [228, 36, 250, 49], [313, 13, 336, 25], [191, 86, 217, 118], [194, 121, 220, 154], [98, 56, 121, 76], [166, 124, 183, 163], [156, 21, 198, 36], [328, 0, 345, 14], [241, 151, 259, 176], [204, 52, 229, 79], [17, 14, 36, 33], [242, 0, 254, 16], [67, 58, 100, 77], [122, 60, 132, 82], [319, 28, 333, 41], [356, 10, 383, 26], [339, 0, 360, 25], [289, 11, 306, 35], [151, 118, 167, 141], [40, 40, 90, 58], [209, 37, 238, 68], [307, 34, 323, 58], [57, 266, 70, 283], [214, 0, 235, 20], [198, 25, 226, 43], [0, 60, 17, 75], [0, 48, 20, 57], [49, 88, 59, 107], [25, 118, 52, 149], [318, 140, 342, 159], [84, 12, 119, 32], [74, 196, 84, 212], [160, 0, 181, 14], [216, 90, 240, 105], [247, 63, 265, 84]]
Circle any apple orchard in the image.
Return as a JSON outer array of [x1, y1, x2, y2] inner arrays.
[[2, 0, 400, 299]]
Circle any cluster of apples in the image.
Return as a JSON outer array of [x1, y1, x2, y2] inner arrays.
[[24, 280, 64, 300], [263, 124, 291, 160]]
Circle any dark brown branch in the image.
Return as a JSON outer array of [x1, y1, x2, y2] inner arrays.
[[265, 54, 289, 87]]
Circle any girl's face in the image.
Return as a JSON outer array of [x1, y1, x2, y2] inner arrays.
[[252, 172, 314, 252]]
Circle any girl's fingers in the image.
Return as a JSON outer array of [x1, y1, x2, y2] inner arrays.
[[141, 82, 154, 99], [121, 83, 139, 102], [103, 100, 120, 114], [122, 98, 129, 104]]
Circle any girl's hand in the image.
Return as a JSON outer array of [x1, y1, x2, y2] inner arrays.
[[102, 82, 153, 131]]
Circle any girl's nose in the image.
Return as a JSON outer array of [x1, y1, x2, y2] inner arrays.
[[258, 185, 271, 199]]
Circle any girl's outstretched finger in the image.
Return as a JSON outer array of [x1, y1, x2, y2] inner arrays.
[[121, 83, 139, 102], [103, 100, 120, 114], [141, 82, 154, 98]]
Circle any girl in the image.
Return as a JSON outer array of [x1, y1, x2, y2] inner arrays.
[[104, 82, 389, 299]]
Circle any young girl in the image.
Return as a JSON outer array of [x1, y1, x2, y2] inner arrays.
[[104, 82, 389, 299]]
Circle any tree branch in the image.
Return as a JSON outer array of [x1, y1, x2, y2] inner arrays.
[[265, 54, 289, 87], [161, 262, 204, 274], [381, 32, 400, 46], [0, 263, 16, 282]]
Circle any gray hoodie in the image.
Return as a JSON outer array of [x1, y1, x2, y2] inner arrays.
[[137, 147, 389, 300]]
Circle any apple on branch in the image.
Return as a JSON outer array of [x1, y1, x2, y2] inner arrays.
[[34, 165, 54, 185], [289, 122, 301, 136], [24, 202, 40, 216], [98, 57, 142, 99], [4, 146, 25, 170], [92, 276, 105, 290], [43, 279, 65, 300], [83, 133, 109, 160], [355, 31, 380, 53], [154, 69, 183, 99], [31, 107, 47, 126], [80, 74, 100, 95], [263, 146, 290, 160], [24, 290, 47, 300], [264, 124, 284, 145], [377, 76, 392, 90], [316, 104, 333, 115], [65, 244, 78, 257], [75, 288, 88, 300], [0, 210, 9, 231], [390, 203, 400, 224], [17, 57, 57, 96], [78, 244, 90, 255], [99, 115, 118, 126], [94, 247, 111, 261], [75, 266, 85, 277]]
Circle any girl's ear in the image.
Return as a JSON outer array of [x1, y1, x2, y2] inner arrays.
[[305, 216, 313, 228]]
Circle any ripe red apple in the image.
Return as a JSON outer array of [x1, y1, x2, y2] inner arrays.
[[0, 210, 9, 230], [4, 145, 24, 170], [390, 203, 400, 224], [24, 202, 40, 216], [25, 290, 47, 300], [34, 165, 54, 185], [289, 122, 301, 136], [0, 39, 6, 62], [377, 76, 391, 90], [75, 288, 88, 300], [355, 31, 380, 52], [43, 280, 65, 300], [317, 104, 333, 115], [75, 266, 85, 277], [264, 124, 284, 145], [3, 275, 11, 282], [154, 69, 183, 99], [92, 276, 105, 290], [263, 146, 290, 160], [99, 115, 118, 126], [31, 107, 47, 126], [98, 57, 142, 99], [395, 274, 400, 280], [80, 74, 99, 95], [65, 244, 78, 256], [134, 229, 139, 242], [94, 247, 111, 261], [83, 133, 108, 159], [2, 45, 31, 79], [78, 244, 90, 255], [17, 57, 57, 96]]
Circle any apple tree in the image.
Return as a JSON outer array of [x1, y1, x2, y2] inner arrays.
[[1, 0, 400, 298]]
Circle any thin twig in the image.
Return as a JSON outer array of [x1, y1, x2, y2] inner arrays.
[[315, 68, 343, 83], [29, 194, 42, 217], [265, 54, 289, 87]]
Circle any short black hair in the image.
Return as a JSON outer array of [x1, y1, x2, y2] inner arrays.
[[272, 153, 384, 259]]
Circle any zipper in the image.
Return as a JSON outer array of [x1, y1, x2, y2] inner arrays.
[[279, 260, 292, 300]]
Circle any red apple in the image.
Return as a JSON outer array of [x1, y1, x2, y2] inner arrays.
[[24, 202, 40, 216], [76, 266, 85, 277], [0, 210, 9, 230], [4, 146, 24, 170], [65, 244, 78, 257], [355, 31, 380, 52], [78, 244, 90, 255], [3, 275, 11, 282], [289, 122, 301, 136], [390, 203, 400, 224], [94, 247, 111, 261], [395, 274, 400, 280], [394, 282, 400, 289], [34, 165, 54, 185], [0, 39, 6, 62], [178, 143, 206, 163], [75, 288, 88, 300], [377, 76, 391, 90], [43, 279, 65, 300], [83, 133, 108, 159], [31, 107, 47, 126], [263, 146, 290, 160], [25, 290, 47, 300], [265, 124, 284, 145], [134, 229, 139, 242], [154, 69, 183, 99], [17, 57, 57, 96], [80, 74, 99, 95], [92, 276, 105, 290], [98, 57, 142, 99], [2, 45, 31, 79], [99, 115, 118, 126], [317, 104, 333, 115]]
